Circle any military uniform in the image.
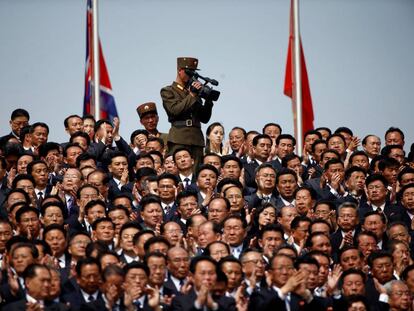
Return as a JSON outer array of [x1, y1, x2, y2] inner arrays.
[[136, 102, 168, 146], [160, 57, 214, 169]]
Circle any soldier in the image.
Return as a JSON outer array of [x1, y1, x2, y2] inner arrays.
[[136, 102, 168, 145], [161, 57, 215, 170]]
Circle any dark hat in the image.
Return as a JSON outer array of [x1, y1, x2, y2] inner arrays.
[[177, 57, 199, 70], [136, 102, 158, 119]]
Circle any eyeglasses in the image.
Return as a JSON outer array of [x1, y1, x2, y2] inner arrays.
[[12, 120, 29, 127], [338, 214, 356, 219], [260, 173, 276, 179], [165, 229, 183, 235], [392, 290, 411, 297], [243, 259, 265, 265], [273, 265, 294, 272]]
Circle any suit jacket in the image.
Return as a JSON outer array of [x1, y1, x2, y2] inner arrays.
[[161, 202, 179, 222], [304, 177, 339, 202], [171, 288, 236, 311], [0, 269, 25, 306], [177, 175, 197, 190], [243, 160, 259, 189], [248, 287, 328, 311], [358, 201, 402, 223], [80, 295, 130, 311], [330, 227, 361, 251], [161, 81, 213, 146], [88, 137, 133, 171], [3, 298, 68, 311], [246, 191, 279, 211], [61, 279, 102, 310], [164, 277, 181, 296]]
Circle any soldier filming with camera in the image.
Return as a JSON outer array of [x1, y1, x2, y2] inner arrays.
[[161, 57, 220, 170]]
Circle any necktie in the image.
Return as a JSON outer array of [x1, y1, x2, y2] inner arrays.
[[184, 178, 190, 189], [38, 191, 44, 205], [262, 195, 270, 203], [179, 278, 185, 290], [67, 197, 73, 214], [134, 300, 142, 310], [285, 293, 291, 311], [165, 205, 171, 215], [88, 295, 95, 302]]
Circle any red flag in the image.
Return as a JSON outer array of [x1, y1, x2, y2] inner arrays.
[[283, 0, 314, 136]]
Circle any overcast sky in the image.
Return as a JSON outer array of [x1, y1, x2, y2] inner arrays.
[[1, 0, 413, 150]]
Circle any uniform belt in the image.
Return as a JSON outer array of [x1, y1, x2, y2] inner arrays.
[[172, 119, 201, 128]]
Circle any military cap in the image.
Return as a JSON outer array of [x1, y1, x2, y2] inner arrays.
[[136, 102, 158, 119], [177, 57, 199, 70]]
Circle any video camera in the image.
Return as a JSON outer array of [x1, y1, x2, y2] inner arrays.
[[185, 69, 220, 102]]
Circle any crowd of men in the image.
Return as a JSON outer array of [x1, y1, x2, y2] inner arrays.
[[0, 105, 414, 311]]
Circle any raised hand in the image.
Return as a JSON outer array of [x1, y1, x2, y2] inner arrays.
[[120, 168, 129, 186], [235, 283, 248, 311], [112, 117, 120, 140], [146, 286, 161, 310], [180, 277, 193, 295], [195, 283, 209, 307], [8, 268, 20, 296], [6, 168, 16, 189], [281, 270, 303, 295], [326, 264, 343, 295]]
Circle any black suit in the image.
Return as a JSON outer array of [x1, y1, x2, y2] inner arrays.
[[248, 287, 327, 311], [178, 175, 197, 190], [171, 288, 236, 311], [304, 178, 339, 202], [80, 295, 129, 311], [358, 201, 402, 223], [246, 191, 279, 211], [330, 227, 361, 255], [243, 160, 259, 189], [164, 278, 180, 296], [3, 298, 68, 311], [61, 280, 102, 310]]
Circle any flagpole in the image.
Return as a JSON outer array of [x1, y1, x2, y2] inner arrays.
[[92, 0, 100, 120], [293, 0, 303, 156]]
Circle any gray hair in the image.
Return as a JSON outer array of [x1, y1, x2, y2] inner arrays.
[[383, 280, 406, 295]]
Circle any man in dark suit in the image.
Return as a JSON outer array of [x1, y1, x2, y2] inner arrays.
[[0, 108, 30, 142], [171, 256, 236, 311], [272, 134, 297, 172], [274, 169, 298, 210], [358, 174, 401, 223], [107, 151, 130, 199], [165, 246, 190, 295], [61, 258, 102, 310], [222, 215, 248, 259], [4, 263, 68, 311], [173, 148, 197, 188], [80, 265, 134, 311], [247, 163, 278, 211], [172, 190, 200, 234], [161, 57, 215, 169], [243, 134, 273, 189], [27, 160, 53, 207], [396, 183, 414, 231], [158, 173, 180, 221], [330, 202, 361, 255], [248, 254, 326, 311], [87, 119, 133, 170], [123, 261, 162, 311]]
